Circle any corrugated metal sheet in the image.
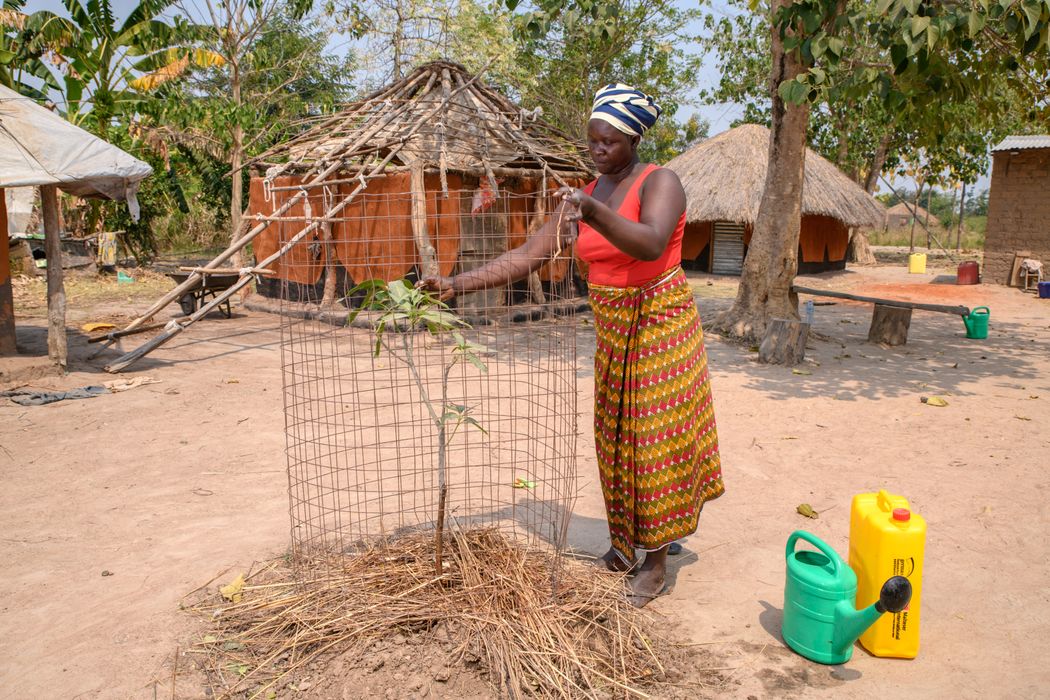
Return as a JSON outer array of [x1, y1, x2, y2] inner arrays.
[[711, 221, 746, 275], [991, 135, 1050, 152]]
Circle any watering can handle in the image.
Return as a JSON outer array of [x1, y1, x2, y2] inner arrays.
[[971, 306, 990, 315], [786, 530, 842, 576]]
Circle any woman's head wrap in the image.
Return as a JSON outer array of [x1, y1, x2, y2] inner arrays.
[[589, 84, 661, 138]]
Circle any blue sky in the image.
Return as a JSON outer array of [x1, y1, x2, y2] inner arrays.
[[25, 0, 989, 190]]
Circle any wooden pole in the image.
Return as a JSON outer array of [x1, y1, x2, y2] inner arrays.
[[0, 189, 16, 355], [41, 185, 67, 367], [909, 181, 921, 253], [320, 221, 337, 306], [925, 186, 932, 248], [410, 162, 440, 280], [527, 187, 547, 305]]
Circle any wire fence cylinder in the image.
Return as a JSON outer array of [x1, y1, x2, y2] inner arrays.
[[275, 183, 581, 576]]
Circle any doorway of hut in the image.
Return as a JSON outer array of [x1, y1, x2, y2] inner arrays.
[[710, 221, 747, 275]]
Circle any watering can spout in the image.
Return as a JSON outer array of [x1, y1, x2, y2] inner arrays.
[[832, 576, 913, 656]]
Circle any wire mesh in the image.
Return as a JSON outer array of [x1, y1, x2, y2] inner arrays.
[[276, 182, 581, 578]]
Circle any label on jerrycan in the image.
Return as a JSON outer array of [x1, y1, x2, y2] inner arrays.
[[849, 491, 926, 658]]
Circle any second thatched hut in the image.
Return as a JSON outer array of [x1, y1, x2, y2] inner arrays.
[[665, 124, 885, 275]]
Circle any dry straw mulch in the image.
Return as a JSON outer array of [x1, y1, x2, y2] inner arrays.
[[186, 527, 681, 699]]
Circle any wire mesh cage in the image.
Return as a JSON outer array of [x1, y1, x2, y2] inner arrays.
[[240, 61, 595, 578], [275, 183, 583, 574]]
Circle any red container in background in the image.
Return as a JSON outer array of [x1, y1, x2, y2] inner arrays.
[[957, 261, 980, 285]]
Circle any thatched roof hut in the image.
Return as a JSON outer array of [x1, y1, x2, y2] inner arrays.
[[665, 124, 885, 274], [245, 61, 592, 305], [886, 202, 938, 229]]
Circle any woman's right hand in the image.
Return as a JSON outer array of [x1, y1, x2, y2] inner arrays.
[[417, 275, 456, 302]]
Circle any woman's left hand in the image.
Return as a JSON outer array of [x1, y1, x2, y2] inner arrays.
[[556, 186, 593, 224]]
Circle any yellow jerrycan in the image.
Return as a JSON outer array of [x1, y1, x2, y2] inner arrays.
[[849, 490, 926, 658]]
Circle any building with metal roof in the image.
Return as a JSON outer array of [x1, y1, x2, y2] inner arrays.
[[984, 135, 1050, 284], [991, 135, 1050, 152]]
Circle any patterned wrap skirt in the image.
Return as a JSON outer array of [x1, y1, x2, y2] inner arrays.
[[589, 266, 725, 564]]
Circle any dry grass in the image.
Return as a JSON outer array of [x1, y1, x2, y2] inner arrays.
[[186, 526, 676, 699], [11, 268, 175, 319]]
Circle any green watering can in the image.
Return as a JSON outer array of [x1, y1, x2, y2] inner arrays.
[[963, 306, 990, 339], [782, 531, 912, 665]]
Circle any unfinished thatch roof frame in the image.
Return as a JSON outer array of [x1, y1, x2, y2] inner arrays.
[[251, 60, 592, 187], [104, 61, 593, 372]]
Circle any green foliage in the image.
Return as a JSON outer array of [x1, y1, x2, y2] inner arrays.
[[0, 0, 66, 98], [348, 278, 489, 435], [19, 0, 220, 136], [141, 6, 353, 246], [701, 0, 1046, 188], [503, 0, 706, 159], [641, 114, 709, 165]]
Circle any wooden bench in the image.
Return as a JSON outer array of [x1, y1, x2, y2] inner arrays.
[[792, 285, 970, 346]]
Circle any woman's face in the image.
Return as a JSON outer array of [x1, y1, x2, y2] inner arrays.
[[587, 119, 639, 174]]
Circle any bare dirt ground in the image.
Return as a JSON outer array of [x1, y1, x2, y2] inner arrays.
[[2, 258, 1048, 699]]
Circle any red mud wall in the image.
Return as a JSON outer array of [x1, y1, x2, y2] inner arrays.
[[799, 215, 849, 263], [681, 221, 712, 262], [248, 173, 584, 287]]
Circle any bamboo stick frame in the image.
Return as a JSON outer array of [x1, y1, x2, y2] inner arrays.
[[104, 62, 501, 373]]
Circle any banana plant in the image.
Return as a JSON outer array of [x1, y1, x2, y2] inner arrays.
[[9, 0, 222, 136], [348, 279, 489, 574]]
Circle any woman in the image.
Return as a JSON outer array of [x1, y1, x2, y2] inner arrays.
[[425, 84, 724, 607]]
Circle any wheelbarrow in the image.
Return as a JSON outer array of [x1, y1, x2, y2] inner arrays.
[[166, 270, 240, 318]]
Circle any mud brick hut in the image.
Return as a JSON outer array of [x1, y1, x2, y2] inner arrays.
[[665, 124, 885, 275], [244, 61, 592, 311], [983, 135, 1050, 284]]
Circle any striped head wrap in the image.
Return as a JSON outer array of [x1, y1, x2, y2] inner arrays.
[[589, 84, 661, 138]]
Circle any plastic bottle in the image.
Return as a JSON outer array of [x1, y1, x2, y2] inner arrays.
[[848, 490, 926, 658], [804, 300, 814, 324]]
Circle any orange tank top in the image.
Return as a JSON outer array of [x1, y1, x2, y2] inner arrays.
[[575, 164, 686, 288]]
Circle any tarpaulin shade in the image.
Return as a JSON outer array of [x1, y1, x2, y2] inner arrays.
[[0, 85, 152, 218]]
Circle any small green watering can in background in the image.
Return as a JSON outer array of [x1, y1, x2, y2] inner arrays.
[[963, 306, 990, 339], [782, 531, 912, 665]]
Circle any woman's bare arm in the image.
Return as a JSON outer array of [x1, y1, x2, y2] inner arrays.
[[422, 200, 572, 299]]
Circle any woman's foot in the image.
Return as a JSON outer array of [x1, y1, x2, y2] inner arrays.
[[626, 546, 669, 608], [594, 547, 638, 574]]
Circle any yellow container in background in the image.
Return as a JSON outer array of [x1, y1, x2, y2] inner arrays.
[[849, 490, 926, 658], [908, 253, 927, 274]]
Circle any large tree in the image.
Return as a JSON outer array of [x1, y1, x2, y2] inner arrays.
[[508, 0, 707, 154], [701, 0, 1035, 192], [715, 0, 1050, 341]]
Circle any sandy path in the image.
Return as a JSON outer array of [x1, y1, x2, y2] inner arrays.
[[1, 264, 1048, 698]]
